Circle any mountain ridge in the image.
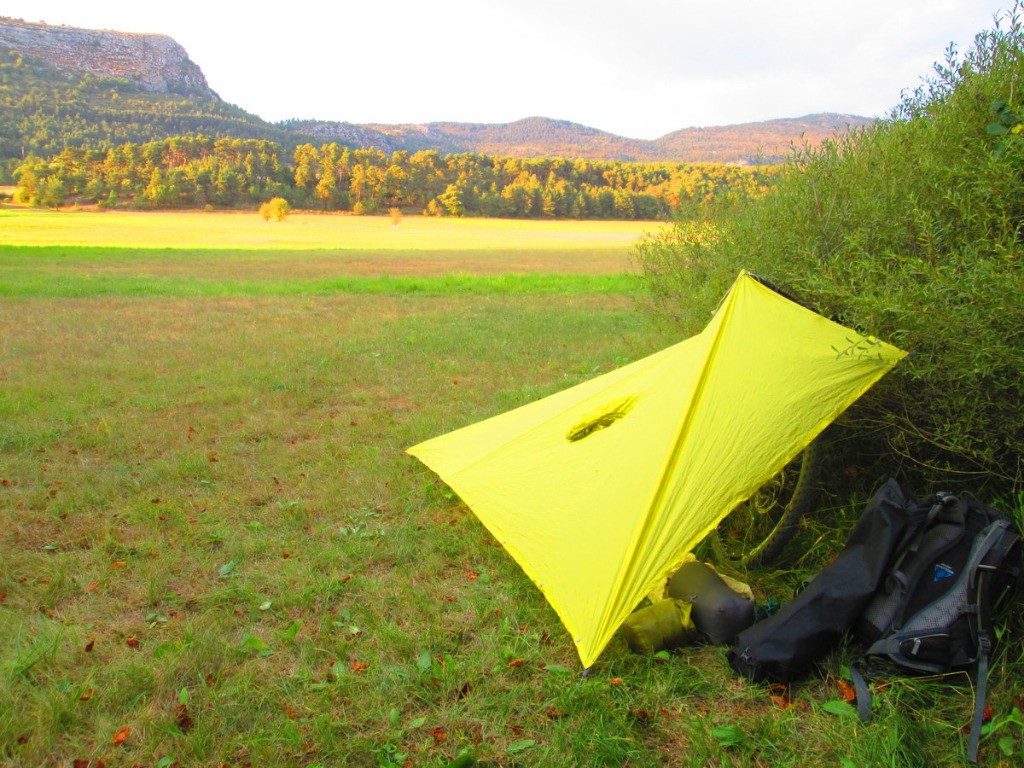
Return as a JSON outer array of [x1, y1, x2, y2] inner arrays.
[[278, 112, 874, 164], [1, 16, 875, 165]]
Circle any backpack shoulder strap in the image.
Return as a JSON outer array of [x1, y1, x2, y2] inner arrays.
[[966, 635, 991, 763], [967, 518, 1017, 594], [850, 664, 874, 723], [964, 519, 1017, 763]]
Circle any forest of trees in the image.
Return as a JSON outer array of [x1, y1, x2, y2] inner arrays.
[[0, 47, 300, 181], [10, 136, 782, 220], [2, 43, 785, 218]]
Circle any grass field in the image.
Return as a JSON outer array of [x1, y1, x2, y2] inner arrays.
[[0, 209, 651, 298], [1, 208, 1020, 767], [0, 208, 650, 252]]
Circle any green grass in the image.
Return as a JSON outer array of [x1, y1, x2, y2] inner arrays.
[[1, 209, 1022, 766], [0, 208, 656, 298], [0, 262, 639, 298]]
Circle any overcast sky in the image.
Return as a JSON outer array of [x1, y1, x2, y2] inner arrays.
[[4, 0, 1013, 139]]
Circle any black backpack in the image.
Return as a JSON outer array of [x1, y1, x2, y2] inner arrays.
[[727, 480, 1021, 763], [854, 490, 1021, 762]]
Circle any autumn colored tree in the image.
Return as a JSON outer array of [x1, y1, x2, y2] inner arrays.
[[16, 134, 777, 219], [259, 197, 290, 221]]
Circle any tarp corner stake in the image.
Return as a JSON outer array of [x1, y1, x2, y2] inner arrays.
[[408, 271, 907, 667]]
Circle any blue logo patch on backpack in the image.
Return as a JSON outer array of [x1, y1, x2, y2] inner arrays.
[[932, 562, 954, 582]]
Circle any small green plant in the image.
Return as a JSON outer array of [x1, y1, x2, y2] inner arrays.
[[711, 724, 745, 747], [374, 708, 427, 767], [982, 707, 1024, 759]]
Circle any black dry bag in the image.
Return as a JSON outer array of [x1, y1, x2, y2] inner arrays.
[[727, 478, 926, 683]]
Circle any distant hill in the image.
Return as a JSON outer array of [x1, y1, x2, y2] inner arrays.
[[282, 113, 875, 165], [652, 113, 875, 164], [0, 16, 874, 168]]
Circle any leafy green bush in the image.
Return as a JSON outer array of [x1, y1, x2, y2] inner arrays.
[[259, 196, 290, 221], [636, 11, 1024, 494]]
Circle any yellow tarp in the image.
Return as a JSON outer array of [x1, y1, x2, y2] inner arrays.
[[407, 271, 907, 667]]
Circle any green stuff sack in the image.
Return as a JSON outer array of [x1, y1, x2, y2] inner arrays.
[[668, 561, 755, 645], [621, 599, 697, 655]]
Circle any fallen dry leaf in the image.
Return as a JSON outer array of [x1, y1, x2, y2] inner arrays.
[[110, 561, 126, 570], [85, 581, 100, 592], [125, 636, 140, 648], [768, 682, 790, 709], [350, 659, 368, 672], [837, 679, 856, 703], [111, 726, 130, 745], [428, 726, 448, 744], [174, 703, 193, 733]]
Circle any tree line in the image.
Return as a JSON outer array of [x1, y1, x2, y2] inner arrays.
[[10, 136, 781, 219]]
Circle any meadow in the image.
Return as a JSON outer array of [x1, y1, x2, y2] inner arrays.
[[0, 209, 1017, 767]]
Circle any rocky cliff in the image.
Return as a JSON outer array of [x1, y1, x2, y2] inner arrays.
[[0, 16, 216, 97]]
